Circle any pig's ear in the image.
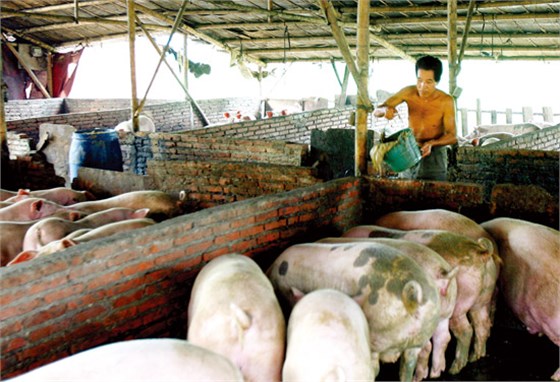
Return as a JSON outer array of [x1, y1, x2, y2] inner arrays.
[[133, 208, 150, 218], [8, 251, 38, 265], [68, 211, 82, 221], [290, 287, 305, 302], [230, 303, 251, 330], [83, 190, 97, 201], [17, 189, 31, 196], [402, 280, 422, 314], [30, 200, 44, 219], [60, 239, 77, 249], [324, 366, 346, 382]]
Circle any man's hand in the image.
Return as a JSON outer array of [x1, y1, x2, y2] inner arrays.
[[420, 142, 432, 158], [373, 106, 396, 120]]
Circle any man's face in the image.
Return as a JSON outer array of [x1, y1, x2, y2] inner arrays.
[[416, 68, 438, 98]]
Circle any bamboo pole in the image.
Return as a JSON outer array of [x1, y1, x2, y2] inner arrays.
[[1, 38, 51, 98], [447, 0, 458, 97], [355, 0, 370, 176], [318, 0, 372, 110], [337, 66, 349, 108], [126, 0, 138, 131], [458, 0, 476, 72]]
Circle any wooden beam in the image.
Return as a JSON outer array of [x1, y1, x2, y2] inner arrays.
[[0, 0, 113, 19], [0, 26, 57, 53], [137, 17, 209, 126], [318, 0, 372, 109], [118, 1, 266, 67], [371, 12, 557, 26], [458, 0, 477, 70], [343, 0, 557, 14], [136, 0, 189, 116], [368, 30, 415, 62], [1, 38, 51, 98], [126, 0, 138, 131], [0, 43, 6, 149], [355, 0, 370, 177]]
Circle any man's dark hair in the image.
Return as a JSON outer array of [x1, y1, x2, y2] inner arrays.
[[415, 55, 443, 82]]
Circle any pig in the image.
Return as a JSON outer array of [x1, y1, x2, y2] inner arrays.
[[463, 122, 541, 141], [481, 217, 560, 381], [8, 218, 156, 265], [0, 188, 22, 201], [0, 198, 69, 222], [114, 114, 156, 133], [6, 338, 244, 382], [188, 253, 285, 382], [69, 190, 182, 220], [267, 241, 441, 382], [22, 207, 150, 251], [282, 288, 375, 381], [374, 209, 501, 362], [343, 225, 497, 375], [0, 221, 35, 266], [318, 237, 458, 380], [5, 187, 96, 205]]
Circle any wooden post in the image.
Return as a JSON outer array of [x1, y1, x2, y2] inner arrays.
[[447, 0, 458, 97], [491, 110, 497, 124], [460, 108, 468, 136], [0, 44, 6, 150], [126, 0, 138, 131], [543, 107, 553, 122], [522, 106, 533, 122], [319, 0, 372, 110], [476, 98, 482, 126], [506, 108, 513, 123], [336, 65, 350, 108], [183, 33, 189, 97], [47, 52, 53, 97], [355, 0, 369, 176]]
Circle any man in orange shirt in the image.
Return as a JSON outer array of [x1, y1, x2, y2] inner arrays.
[[374, 56, 457, 180]]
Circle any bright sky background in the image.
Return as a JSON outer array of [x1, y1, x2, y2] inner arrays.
[[71, 36, 560, 125]]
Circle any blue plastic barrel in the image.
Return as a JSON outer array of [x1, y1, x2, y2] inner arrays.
[[69, 128, 123, 180]]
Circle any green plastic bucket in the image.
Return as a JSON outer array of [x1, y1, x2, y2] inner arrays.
[[383, 128, 422, 172]]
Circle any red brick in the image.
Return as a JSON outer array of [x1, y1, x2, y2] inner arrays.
[[2, 337, 27, 353], [86, 270, 126, 290], [22, 304, 67, 328], [74, 304, 107, 323], [184, 240, 213, 257], [121, 259, 157, 277], [112, 289, 144, 309], [202, 248, 231, 262], [43, 283, 85, 304]]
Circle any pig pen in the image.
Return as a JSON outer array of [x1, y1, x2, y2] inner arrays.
[[1, 175, 558, 381]]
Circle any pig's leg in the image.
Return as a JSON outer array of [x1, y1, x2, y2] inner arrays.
[[371, 351, 381, 379], [430, 319, 452, 378], [449, 314, 473, 374], [468, 303, 492, 362], [399, 346, 421, 382], [552, 364, 560, 381], [414, 341, 431, 382]]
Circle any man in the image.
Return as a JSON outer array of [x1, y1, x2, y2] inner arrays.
[[374, 55, 457, 181]]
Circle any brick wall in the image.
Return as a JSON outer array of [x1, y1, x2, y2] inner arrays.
[[5, 98, 262, 143], [4, 98, 65, 121], [450, 147, 559, 197], [0, 178, 361, 379], [362, 177, 558, 228], [147, 159, 322, 211], [482, 124, 560, 151], [188, 107, 357, 144]]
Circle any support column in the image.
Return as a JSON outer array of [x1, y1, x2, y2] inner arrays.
[[355, 0, 370, 176], [447, 0, 458, 97], [126, 0, 139, 131]]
